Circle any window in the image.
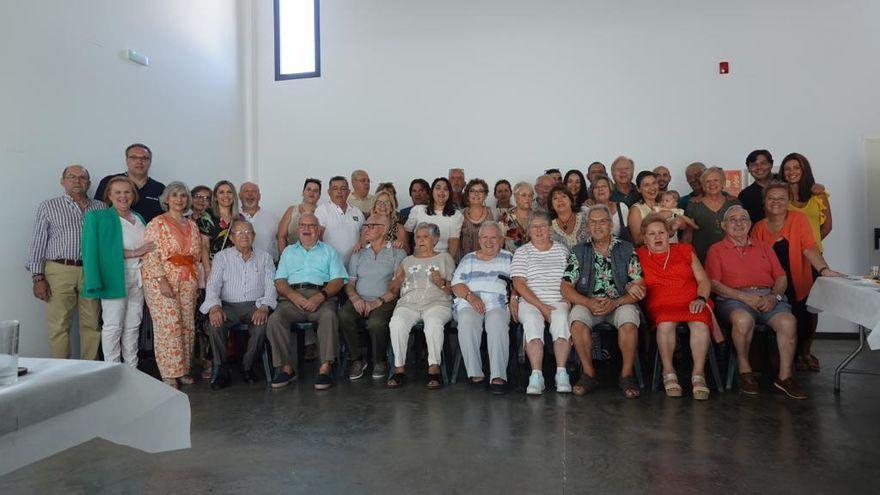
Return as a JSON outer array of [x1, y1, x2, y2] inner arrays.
[[274, 0, 321, 80]]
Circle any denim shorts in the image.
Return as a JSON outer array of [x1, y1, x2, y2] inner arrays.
[[715, 287, 792, 326]]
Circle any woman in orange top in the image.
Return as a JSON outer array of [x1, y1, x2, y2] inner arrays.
[[143, 182, 202, 388], [751, 182, 843, 372], [780, 153, 831, 252]]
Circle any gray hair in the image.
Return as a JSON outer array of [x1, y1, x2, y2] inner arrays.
[[611, 155, 634, 171], [230, 218, 255, 233], [61, 164, 90, 180], [513, 181, 534, 197], [584, 203, 612, 221], [477, 221, 503, 236], [414, 221, 440, 240], [700, 166, 726, 187], [685, 161, 707, 174], [530, 210, 552, 226], [159, 181, 191, 212], [722, 204, 749, 223]]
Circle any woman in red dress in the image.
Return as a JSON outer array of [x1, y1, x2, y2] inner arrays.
[[637, 213, 714, 400]]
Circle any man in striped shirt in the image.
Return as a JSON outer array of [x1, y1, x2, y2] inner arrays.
[[27, 165, 106, 359]]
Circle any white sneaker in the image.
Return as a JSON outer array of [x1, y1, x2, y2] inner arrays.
[[526, 372, 545, 395], [555, 370, 572, 393]]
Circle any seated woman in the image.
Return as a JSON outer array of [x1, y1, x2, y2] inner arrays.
[[82, 176, 155, 367], [705, 205, 806, 399], [511, 211, 574, 395], [404, 177, 464, 258], [548, 185, 589, 250], [451, 222, 516, 394], [751, 182, 844, 373], [387, 222, 456, 390], [636, 213, 714, 400]]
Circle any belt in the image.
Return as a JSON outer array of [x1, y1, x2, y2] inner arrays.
[[51, 259, 83, 267], [291, 283, 324, 290]]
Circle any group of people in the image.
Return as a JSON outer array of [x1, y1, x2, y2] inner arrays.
[[27, 144, 842, 399]]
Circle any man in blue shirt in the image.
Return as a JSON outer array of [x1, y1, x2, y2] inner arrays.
[[267, 213, 348, 390]]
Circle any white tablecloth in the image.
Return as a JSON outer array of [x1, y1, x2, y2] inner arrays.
[[0, 358, 190, 475], [807, 277, 880, 350]]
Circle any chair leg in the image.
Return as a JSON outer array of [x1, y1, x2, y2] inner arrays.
[[261, 342, 273, 387], [708, 342, 724, 393], [634, 353, 645, 389], [651, 346, 662, 392], [726, 343, 738, 391], [385, 341, 395, 380]]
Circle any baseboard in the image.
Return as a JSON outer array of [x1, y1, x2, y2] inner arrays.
[[815, 332, 859, 340]]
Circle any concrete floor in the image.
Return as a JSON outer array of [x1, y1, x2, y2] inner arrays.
[[2, 339, 879, 494]]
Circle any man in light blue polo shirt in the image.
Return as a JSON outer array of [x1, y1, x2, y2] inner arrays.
[[267, 213, 348, 390]]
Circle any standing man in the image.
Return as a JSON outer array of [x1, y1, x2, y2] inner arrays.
[[679, 162, 708, 208], [398, 178, 430, 226], [267, 214, 348, 390], [587, 162, 607, 184], [533, 174, 555, 212], [609, 156, 638, 207], [239, 182, 279, 261], [739, 150, 774, 223], [200, 219, 277, 390], [545, 168, 563, 185], [95, 143, 165, 223], [27, 165, 105, 359], [348, 170, 375, 215], [653, 166, 672, 192], [315, 176, 364, 265], [449, 168, 467, 209]]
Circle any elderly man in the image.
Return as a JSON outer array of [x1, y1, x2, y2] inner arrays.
[[200, 219, 277, 390], [533, 174, 555, 212], [562, 205, 646, 398], [679, 162, 707, 208], [239, 181, 279, 260], [452, 222, 516, 394], [338, 214, 405, 380], [587, 162, 607, 184], [511, 211, 573, 395], [348, 169, 375, 215], [27, 165, 105, 359], [653, 166, 672, 192], [449, 167, 467, 208], [398, 178, 430, 226], [95, 143, 165, 222], [609, 156, 638, 207], [315, 176, 364, 265], [705, 206, 806, 399], [268, 213, 347, 390]]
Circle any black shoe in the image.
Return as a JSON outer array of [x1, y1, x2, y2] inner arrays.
[[211, 369, 231, 390], [489, 380, 508, 395], [242, 369, 258, 383]]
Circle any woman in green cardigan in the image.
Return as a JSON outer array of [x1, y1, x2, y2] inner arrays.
[[82, 176, 155, 366]]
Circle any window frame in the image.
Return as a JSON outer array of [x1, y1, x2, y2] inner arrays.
[[274, 0, 321, 81]]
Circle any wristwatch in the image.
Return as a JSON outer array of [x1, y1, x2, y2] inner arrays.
[[773, 293, 783, 302], [695, 295, 707, 303]]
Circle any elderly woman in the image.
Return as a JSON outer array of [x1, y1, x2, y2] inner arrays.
[[452, 222, 516, 394], [780, 153, 832, 252], [82, 176, 155, 366], [548, 184, 589, 250], [277, 178, 321, 255], [387, 222, 456, 389], [511, 211, 574, 395], [587, 175, 630, 241], [751, 182, 844, 373], [705, 205, 805, 399], [637, 213, 714, 400], [500, 181, 534, 252], [684, 166, 741, 262], [404, 177, 464, 257], [142, 182, 202, 388], [458, 178, 496, 261], [189, 185, 212, 224], [564, 169, 589, 210]]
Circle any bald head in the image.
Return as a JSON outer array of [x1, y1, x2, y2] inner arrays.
[[60, 165, 91, 198]]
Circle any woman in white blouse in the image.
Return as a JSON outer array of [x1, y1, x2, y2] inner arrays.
[[404, 177, 464, 258]]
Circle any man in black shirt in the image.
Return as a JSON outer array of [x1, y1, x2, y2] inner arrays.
[[94, 143, 166, 222], [739, 149, 774, 223]]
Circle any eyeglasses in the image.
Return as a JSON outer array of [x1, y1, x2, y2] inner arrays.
[[231, 229, 254, 235], [299, 223, 319, 229], [193, 194, 211, 201], [587, 218, 611, 225], [726, 217, 750, 224], [469, 189, 487, 195], [531, 224, 550, 230], [64, 175, 90, 181], [127, 155, 151, 162]]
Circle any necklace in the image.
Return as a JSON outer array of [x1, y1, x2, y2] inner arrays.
[[557, 213, 574, 231], [650, 249, 671, 271]]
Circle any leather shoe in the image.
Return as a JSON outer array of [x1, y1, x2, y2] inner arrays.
[[211, 369, 231, 390], [242, 369, 258, 383]]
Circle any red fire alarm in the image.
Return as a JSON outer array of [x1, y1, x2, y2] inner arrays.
[[719, 61, 730, 74]]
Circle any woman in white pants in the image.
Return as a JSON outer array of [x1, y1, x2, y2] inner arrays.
[[387, 222, 455, 390], [82, 176, 155, 366], [451, 222, 517, 394]]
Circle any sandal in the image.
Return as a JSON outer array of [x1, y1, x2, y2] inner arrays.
[[619, 375, 641, 399], [426, 373, 443, 390], [573, 374, 600, 396], [386, 372, 408, 388], [663, 373, 682, 398], [805, 354, 820, 372], [692, 375, 710, 401]]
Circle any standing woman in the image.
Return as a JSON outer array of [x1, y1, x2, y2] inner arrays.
[[500, 181, 534, 252], [276, 178, 322, 255], [202, 180, 239, 261], [370, 190, 410, 253], [781, 153, 832, 252], [142, 182, 202, 388], [82, 176, 155, 366], [628, 171, 664, 246], [684, 167, 741, 262], [564, 169, 589, 211], [404, 177, 464, 258], [588, 175, 629, 241], [548, 184, 589, 250], [458, 178, 496, 261]]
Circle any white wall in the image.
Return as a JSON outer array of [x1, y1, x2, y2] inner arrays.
[[252, 0, 880, 331], [1, 0, 246, 356]]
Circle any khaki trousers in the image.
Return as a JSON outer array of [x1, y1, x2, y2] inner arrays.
[[43, 261, 102, 359]]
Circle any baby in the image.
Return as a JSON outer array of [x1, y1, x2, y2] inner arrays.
[[653, 190, 699, 231]]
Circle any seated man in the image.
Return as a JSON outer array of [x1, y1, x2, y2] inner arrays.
[[562, 205, 646, 399], [705, 205, 806, 400], [511, 211, 573, 395], [199, 219, 277, 390], [339, 214, 405, 380], [267, 213, 348, 390]]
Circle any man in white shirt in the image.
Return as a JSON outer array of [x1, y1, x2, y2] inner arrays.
[[239, 182, 279, 261], [316, 176, 364, 265], [348, 170, 375, 215]]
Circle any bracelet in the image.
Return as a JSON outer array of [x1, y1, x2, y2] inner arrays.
[[695, 295, 707, 303], [32, 275, 45, 282]]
